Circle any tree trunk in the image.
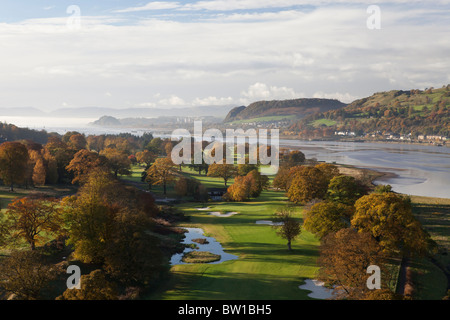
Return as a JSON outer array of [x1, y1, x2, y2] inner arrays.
[[163, 182, 167, 195], [287, 240, 292, 251]]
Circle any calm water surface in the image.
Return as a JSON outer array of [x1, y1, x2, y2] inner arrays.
[[281, 140, 450, 199]]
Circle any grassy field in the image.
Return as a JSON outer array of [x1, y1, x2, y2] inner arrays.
[[138, 163, 321, 300], [126, 164, 450, 300], [148, 191, 319, 300], [0, 184, 78, 255], [310, 119, 337, 127], [229, 115, 297, 125], [409, 195, 450, 299]]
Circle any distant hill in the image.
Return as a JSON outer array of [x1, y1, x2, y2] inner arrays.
[[291, 86, 450, 138], [0, 105, 236, 119], [51, 105, 236, 119], [223, 98, 346, 123], [0, 122, 50, 144]]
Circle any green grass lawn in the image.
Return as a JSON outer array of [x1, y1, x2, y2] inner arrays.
[[310, 119, 337, 127], [148, 176, 320, 300], [409, 195, 450, 299], [229, 115, 296, 125]]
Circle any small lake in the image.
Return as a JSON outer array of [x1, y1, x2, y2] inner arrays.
[[170, 227, 238, 265]]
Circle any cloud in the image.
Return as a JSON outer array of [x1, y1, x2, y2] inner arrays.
[[239, 83, 305, 105], [116, 0, 450, 14], [312, 92, 359, 104], [192, 96, 235, 106], [158, 95, 186, 107], [0, 4, 449, 110], [114, 2, 182, 13]]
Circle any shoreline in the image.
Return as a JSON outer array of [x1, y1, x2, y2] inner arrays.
[[337, 163, 450, 201], [278, 135, 448, 148]]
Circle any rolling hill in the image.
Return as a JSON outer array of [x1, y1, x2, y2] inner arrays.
[[291, 86, 450, 139], [223, 98, 346, 123]]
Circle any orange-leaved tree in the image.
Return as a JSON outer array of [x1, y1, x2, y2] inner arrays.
[[5, 196, 62, 250], [207, 163, 237, 187], [352, 193, 432, 257], [0, 141, 29, 192], [145, 157, 178, 195]]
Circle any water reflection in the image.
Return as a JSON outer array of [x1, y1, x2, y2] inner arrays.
[[170, 227, 238, 265]]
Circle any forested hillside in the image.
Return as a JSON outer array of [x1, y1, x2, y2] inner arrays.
[[290, 86, 450, 138], [224, 98, 346, 123], [0, 123, 50, 145]]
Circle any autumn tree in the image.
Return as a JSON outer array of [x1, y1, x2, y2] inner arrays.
[[68, 133, 87, 150], [373, 184, 393, 194], [315, 163, 340, 182], [100, 147, 132, 177], [45, 136, 76, 183], [86, 135, 105, 153], [103, 208, 164, 285], [237, 163, 258, 176], [272, 207, 301, 251], [207, 163, 237, 187], [0, 141, 29, 191], [174, 177, 202, 199], [42, 148, 58, 184], [318, 228, 388, 300], [303, 201, 353, 239], [224, 175, 252, 202], [5, 196, 62, 250], [281, 150, 305, 167], [135, 150, 157, 167], [272, 166, 291, 191], [145, 157, 178, 195], [145, 137, 164, 154], [64, 168, 163, 282], [66, 149, 109, 184], [246, 169, 269, 198], [352, 193, 431, 256], [327, 175, 367, 205], [287, 166, 329, 204], [63, 169, 118, 263], [32, 158, 47, 186], [57, 269, 118, 300], [0, 250, 56, 300]]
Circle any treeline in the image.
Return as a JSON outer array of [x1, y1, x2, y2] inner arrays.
[[0, 130, 172, 190], [0, 123, 49, 145]]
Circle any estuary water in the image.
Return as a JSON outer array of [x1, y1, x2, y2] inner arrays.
[[280, 140, 450, 199]]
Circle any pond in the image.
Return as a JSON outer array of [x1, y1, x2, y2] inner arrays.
[[170, 227, 238, 265]]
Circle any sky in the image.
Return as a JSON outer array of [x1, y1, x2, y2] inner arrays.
[[0, 0, 449, 112]]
